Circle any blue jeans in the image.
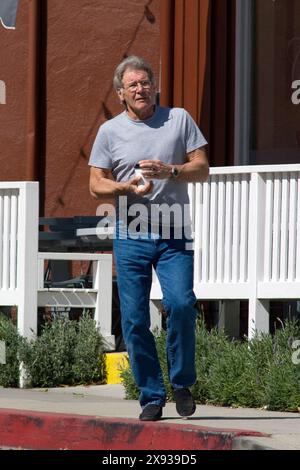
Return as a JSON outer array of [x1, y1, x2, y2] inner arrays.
[[113, 223, 197, 408]]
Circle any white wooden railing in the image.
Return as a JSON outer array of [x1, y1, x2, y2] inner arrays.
[[1, 166, 300, 352], [0, 182, 114, 354], [38, 252, 114, 350], [0, 182, 39, 340], [151, 164, 300, 338]]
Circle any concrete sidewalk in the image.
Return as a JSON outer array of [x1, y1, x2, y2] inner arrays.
[[0, 384, 299, 450]]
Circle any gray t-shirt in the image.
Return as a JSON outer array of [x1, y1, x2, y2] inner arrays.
[[89, 106, 207, 226]]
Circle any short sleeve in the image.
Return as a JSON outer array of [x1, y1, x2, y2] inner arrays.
[[184, 110, 207, 154], [88, 126, 113, 169]]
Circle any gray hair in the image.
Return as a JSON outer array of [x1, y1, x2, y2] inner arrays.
[[113, 55, 154, 90]]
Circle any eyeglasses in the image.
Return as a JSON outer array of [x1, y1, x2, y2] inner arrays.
[[123, 80, 152, 93]]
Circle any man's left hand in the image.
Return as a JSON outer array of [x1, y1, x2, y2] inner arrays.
[[139, 160, 172, 180]]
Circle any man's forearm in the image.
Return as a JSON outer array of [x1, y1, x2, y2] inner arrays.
[[175, 158, 209, 183], [90, 177, 129, 199]]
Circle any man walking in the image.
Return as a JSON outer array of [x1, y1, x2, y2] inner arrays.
[[89, 56, 209, 421]]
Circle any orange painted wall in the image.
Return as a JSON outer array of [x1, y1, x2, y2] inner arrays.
[[0, 0, 160, 217], [44, 0, 160, 217], [0, 1, 29, 180]]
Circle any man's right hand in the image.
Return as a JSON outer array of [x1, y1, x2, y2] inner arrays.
[[89, 167, 153, 199], [126, 176, 153, 195]]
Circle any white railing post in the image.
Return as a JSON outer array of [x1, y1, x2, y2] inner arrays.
[[17, 183, 39, 341], [248, 173, 269, 338], [150, 300, 163, 331], [17, 182, 39, 388], [93, 254, 115, 350]]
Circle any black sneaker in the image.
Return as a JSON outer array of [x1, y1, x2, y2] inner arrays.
[[139, 404, 163, 421], [173, 388, 196, 417]]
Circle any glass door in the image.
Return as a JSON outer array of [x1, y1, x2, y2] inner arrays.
[[235, 0, 300, 165]]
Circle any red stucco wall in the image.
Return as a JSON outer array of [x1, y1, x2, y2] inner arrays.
[[0, 0, 160, 217], [0, 0, 28, 180], [45, 0, 160, 217]]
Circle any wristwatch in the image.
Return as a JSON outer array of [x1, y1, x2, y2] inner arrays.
[[171, 166, 179, 178]]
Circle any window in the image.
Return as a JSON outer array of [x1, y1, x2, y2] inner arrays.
[[235, 0, 300, 165]]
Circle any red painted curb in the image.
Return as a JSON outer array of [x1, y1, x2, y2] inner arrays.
[[0, 409, 267, 450]]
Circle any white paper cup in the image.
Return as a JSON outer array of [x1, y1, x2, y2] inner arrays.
[[134, 166, 146, 186]]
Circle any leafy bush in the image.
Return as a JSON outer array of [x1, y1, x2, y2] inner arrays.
[[21, 313, 106, 387], [0, 313, 106, 388], [21, 317, 77, 387], [0, 315, 24, 387], [71, 313, 106, 384], [261, 321, 300, 411], [120, 317, 300, 412], [119, 355, 139, 400]]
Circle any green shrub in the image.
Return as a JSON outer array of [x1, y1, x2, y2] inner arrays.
[[0, 315, 24, 387], [71, 313, 106, 384], [120, 317, 300, 412], [262, 321, 300, 411], [21, 317, 77, 387], [20, 313, 106, 388], [119, 355, 139, 400]]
